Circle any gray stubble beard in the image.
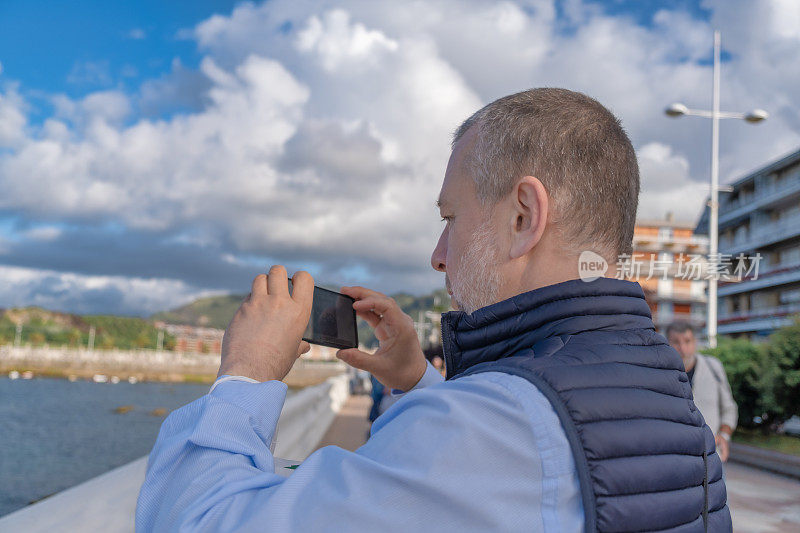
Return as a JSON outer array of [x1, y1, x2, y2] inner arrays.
[[450, 219, 502, 314]]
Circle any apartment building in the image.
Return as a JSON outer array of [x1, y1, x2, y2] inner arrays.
[[632, 215, 709, 334], [696, 148, 800, 339]]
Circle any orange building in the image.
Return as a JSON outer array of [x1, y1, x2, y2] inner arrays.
[[630, 214, 709, 334], [157, 323, 224, 354]]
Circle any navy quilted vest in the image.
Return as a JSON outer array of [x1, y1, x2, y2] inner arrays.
[[441, 277, 732, 532]]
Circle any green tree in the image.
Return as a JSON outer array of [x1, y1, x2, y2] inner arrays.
[[135, 333, 151, 349], [763, 317, 800, 424], [703, 337, 775, 429], [30, 332, 46, 346], [164, 337, 177, 351], [99, 335, 116, 350], [68, 328, 82, 346]]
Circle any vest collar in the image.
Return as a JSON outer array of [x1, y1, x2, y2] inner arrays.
[[441, 277, 654, 379]]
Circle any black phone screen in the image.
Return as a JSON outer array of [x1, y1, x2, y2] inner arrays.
[[288, 280, 358, 350]]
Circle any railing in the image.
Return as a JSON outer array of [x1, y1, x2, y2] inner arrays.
[[0, 374, 351, 532], [719, 212, 800, 253], [719, 170, 800, 220], [633, 234, 708, 247], [718, 303, 800, 324], [666, 288, 707, 302], [652, 311, 705, 327], [719, 261, 800, 284]]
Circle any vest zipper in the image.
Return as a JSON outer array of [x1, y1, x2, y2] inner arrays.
[[441, 314, 454, 380]]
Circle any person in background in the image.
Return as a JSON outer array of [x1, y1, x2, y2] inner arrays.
[[667, 321, 738, 462], [367, 373, 384, 423], [431, 356, 445, 375], [423, 344, 446, 376]]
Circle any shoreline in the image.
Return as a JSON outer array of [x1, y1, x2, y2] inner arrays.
[[1, 345, 347, 387], [1, 364, 217, 384]]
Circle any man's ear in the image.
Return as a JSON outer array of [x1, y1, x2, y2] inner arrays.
[[508, 176, 548, 259]]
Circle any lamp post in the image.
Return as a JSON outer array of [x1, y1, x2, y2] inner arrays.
[[665, 30, 767, 348]]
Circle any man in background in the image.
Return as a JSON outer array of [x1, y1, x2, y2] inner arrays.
[[667, 321, 738, 462]]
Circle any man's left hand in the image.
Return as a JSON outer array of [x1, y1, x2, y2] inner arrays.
[[218, 265, 313, 382], [715, 433, 730, 462]]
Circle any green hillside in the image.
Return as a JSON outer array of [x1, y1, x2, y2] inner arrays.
[[359, 289, 450, 348], [0, 307, 174, 350], [152, 294, 245, 330], [0, 287, 451, 351]]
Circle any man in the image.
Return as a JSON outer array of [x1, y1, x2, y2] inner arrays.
[[667, 321, 738, 462], [137, 89, 731, 531]]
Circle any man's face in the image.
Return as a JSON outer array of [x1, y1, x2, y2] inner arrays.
[[667, 330, 697, 363], [431, 129, 504, 313]]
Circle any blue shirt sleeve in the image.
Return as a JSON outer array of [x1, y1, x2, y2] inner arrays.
[[390, 360, 444, 396], [136, 371, 581, 532]]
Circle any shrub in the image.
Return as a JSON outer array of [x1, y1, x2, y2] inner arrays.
[[763, 317, 800, 424], [703, 337, 772, 429]]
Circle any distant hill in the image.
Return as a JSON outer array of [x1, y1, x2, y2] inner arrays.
[[152, 294, 245, 330], [0, 307, 171, 350], [152, 288, 452, 348], [0, 287, 452, 351], [358, 288, 450, 348]]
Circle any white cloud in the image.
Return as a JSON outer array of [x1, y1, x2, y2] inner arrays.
[[128, 28, 147, 40], [66, 60, 112, 86], [296, 9, 399, 72], [637, 142, 707, 223], [0, 264, 219, 316], [1, 0, 799, 312], [0, 85, 27, 147], [22, 226, 63, 242]]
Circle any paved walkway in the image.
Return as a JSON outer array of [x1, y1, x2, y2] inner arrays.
[[315, 394, 372, 452], [726, 461, 800, 532], [317, 397, 800, 531]]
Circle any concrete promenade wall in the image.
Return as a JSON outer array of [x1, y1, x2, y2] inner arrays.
[[0, 345, 220, 381], [0, 345, 347, 386], [0, 374, 351, 532]]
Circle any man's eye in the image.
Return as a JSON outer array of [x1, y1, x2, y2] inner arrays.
[[441, 216, 452, 223]]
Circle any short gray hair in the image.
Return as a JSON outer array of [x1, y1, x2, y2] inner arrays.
[[453, 88, 639, 256]]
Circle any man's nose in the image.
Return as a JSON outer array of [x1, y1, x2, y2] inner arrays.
[[431, 229, 447, 272]]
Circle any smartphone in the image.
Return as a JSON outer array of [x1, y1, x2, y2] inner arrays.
[[287, 279, 359, 350]]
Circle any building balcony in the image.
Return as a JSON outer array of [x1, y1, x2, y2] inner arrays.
[[632, 234, 708, 251], [719, 170, 800, 224], [652, 310, 705, 328], [718, 263, 800, 296], [665, 289, 708, 303], [718, 315, 796, 335], [718, 302, 800, 326], [719, 212, 800, 255]]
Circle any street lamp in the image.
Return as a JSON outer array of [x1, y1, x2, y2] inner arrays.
[[665, 30, 767, 349]]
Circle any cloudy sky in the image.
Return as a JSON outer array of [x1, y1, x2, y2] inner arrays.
[[0, 0, 798, 316]]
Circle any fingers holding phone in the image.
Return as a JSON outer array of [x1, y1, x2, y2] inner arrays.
[[218, 266, 314, 382], [337, 286, 427, 392]]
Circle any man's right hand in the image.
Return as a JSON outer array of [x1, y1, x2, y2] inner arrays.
[[336, 286, 428, 392]]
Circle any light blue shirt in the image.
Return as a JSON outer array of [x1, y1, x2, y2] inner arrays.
[[136, 362, 583, 531]]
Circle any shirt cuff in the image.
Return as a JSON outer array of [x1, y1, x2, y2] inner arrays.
[[208, 376, 288, 432], [209, 374, 260, 393], [391, 361, 444, 396]]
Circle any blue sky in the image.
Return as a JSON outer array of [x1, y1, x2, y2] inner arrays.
[[0, 1, 240, 122], [0, 0, 798, 316], [0, 0, 711, 114]]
